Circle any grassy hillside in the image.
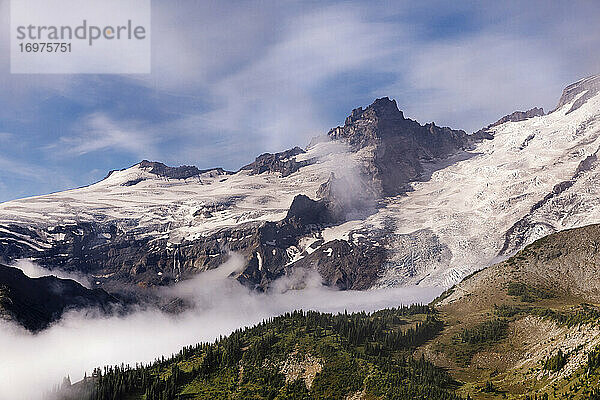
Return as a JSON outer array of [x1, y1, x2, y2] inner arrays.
[[427, 225, 600, 399]]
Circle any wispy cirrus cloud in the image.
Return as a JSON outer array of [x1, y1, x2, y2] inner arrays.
[[0, 153, 74, 201], [0, 155, 43, 179], [52, 113, 159, 159], [196, 5, 404, 151], [391, 32, 565, 131]]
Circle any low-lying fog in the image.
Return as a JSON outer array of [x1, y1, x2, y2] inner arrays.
[[1, 254, 442, 400]]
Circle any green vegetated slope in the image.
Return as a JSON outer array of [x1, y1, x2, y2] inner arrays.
[[54, 224, 600, 400], [54, 305, 462, 400], [428, 224, 600, 399]]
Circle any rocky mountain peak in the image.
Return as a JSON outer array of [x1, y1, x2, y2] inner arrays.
[[240, 146, 310, 177], [327, 97, 488, 196], [344, 97, 405, 126], [101, 161, 230, 187], [493, 107, 545, 126], [555, 74, 600, 114]]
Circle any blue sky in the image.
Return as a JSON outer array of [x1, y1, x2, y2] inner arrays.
[[1, 0, 600, 202]]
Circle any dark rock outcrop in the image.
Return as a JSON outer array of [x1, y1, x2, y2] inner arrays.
[[121, 177, 146, 187], [285, 195, 332, 225], [240, 147, 312, 177], [285, 239, 387, 290], [0, 264, 119, 331], [139, 160, 229, 180], [103, 161, 230, 182], [473, 107, 544, 139], [491, 108, 545, 127]]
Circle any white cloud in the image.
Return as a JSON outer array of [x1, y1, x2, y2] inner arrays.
[[197, 5, 403, 150], [0, 154, 75, 202], [394, 33, 565, 131], [67, 4, 407, 162], [0, 154, 44, 179], [104, 1, 600, 161], [12, 259, 90, 287], [54, 112, 159, 158]]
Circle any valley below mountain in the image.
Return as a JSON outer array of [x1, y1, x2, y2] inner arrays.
[[50, 223, 600, 399]]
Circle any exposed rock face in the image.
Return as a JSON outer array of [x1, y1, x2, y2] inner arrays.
[[472, 107, 544, 139], [287, 239, 387, 290], [492, 107, 544, 126], [327, 97, 489, 195], [555, 74, 600, 114], [0, 264, 119, 331], [285, 195, 332, 225], [107, 160, 229, 182], [241, 147, 311, 177], [279, 351, 323, 390], [140, 160, 206, 179]]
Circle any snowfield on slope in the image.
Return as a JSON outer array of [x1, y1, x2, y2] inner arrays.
[[0, 141, 363, 245], [370, 90, 600, 287]]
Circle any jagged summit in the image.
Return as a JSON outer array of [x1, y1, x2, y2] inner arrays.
[[140, 160, 200, 177], [491, 107, 545, 126], [138, 160, 227, 180], [474, 107, 545, 137], [101, 160, 230, 187], [329, 96, 488, 146], [344, 97, 405, 125], [328, 96, 489, 195], [240, 147, 309, 177]]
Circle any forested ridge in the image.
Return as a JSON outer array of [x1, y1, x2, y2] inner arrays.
[[50, 305, 462, 400]]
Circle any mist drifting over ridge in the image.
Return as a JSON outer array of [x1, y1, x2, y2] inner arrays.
[[0, 254, 441, 400]]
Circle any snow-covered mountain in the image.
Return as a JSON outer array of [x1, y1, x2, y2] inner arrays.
[[2, 76, 600, 294]]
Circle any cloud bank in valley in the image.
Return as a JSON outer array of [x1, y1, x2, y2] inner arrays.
[[0, 254, 441, 400]]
